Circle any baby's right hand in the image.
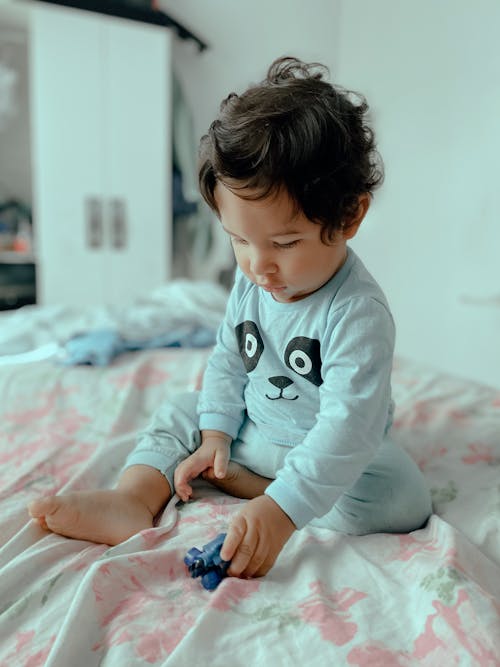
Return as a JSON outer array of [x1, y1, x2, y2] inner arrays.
[[174, 432, 231, 502]]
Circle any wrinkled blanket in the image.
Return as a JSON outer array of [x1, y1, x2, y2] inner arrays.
[[0, 350, 499, 666]]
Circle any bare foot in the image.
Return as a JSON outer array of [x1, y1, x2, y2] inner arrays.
[[27, 489, 156, 545], [202, 461, 272, 499]]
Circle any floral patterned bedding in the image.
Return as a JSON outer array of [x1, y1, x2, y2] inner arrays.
[[0, 349, 499, 666]]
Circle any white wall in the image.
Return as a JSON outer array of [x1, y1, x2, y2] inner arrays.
[[159, 0, 342, 140], [2, 0, 498, 387], [162, 0, 500, 389], [335, 0, 500, 388], [160, 0, 343, 283]]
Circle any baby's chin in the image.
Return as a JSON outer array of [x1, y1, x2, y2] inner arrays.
[[271, 288, 311, 303]]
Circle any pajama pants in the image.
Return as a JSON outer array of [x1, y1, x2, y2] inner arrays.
[[124, 391, 433, 535]]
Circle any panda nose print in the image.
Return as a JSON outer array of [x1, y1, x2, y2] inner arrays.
[[268, 376, 294, 389]]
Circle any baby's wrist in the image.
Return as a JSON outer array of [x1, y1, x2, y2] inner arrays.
[[262, 494, 296, 529], [201, 430, 232, 448]]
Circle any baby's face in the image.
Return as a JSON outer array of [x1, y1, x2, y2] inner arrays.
[[215, 183, 348, 303]]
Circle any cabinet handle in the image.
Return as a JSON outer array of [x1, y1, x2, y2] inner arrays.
[[85, 197, 103, 249], [110, 198, 127, 250]]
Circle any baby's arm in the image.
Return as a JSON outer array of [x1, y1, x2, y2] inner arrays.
[[174, 430, 231, 502]]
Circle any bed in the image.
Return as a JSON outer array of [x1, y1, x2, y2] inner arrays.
[[0, 283, 499, 666]]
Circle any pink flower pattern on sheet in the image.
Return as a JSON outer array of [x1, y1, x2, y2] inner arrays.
[[1, 440, 97, 499], [390, 519, 458, 566], [392, 532, 442, 562], [393, 400, 438, 429], [3, 385, 79, 423], [91, 552, 202, 661], [1, 631, 56, 667], [0, 401, 95, 498], [1, 352, 500, 666], [413, 589, 499, 665], [412, 443, 448, 471], [297, 581, 367, 645], [461, 442, 498, 465], [109, 365, 171, 390], [3, 405, 90, 445], [208, 576, 261, 612], [347, 587, 499, 666], [195, 494, 243, 521]]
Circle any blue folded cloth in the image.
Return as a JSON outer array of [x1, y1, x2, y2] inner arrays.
[[62, 326, 216, 366]]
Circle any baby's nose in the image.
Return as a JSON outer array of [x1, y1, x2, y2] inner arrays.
[[250, 250, 276, 275]]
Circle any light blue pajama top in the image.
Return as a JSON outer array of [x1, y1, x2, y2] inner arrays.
[[197, 248, 395, 529]]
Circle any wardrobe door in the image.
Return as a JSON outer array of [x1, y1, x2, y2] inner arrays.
[[31, 5, 107, 306], [105, 18, 172, 305]]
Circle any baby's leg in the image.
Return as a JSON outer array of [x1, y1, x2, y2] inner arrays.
[[28, 391, 202, 545], [203, 427, 285, 499], [28, 465, 171, 545], [311, 436, 432, 535], [202, 461, 272, 499]]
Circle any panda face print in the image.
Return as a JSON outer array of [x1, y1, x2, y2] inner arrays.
[[284, 337, 323, 386], [235, 321, 323, 396], [235, 321, 264, 372]]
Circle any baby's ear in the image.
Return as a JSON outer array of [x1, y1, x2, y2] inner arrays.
[[342, 193, 370, 239]]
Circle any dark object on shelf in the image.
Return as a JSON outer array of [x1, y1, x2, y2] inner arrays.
[[34, 0, 208, 51], [0, 199, 33, 251], [0, 261, 36, 310]]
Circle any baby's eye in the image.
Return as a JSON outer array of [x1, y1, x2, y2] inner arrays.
[[274, 240, 300, 249], [230, 236, 248, 245]]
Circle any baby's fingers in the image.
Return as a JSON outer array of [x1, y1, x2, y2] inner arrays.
[[227, 529, 259, 577], [174, 479, 192, 503], [220, 515, 261, 578], [213, 445, 230, 479], [220, 516, 246, 562], [174, 462, 196, 502]]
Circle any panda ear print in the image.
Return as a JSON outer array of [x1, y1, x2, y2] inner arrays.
[[235, 321, 265, 372], [284, 337, 322, 386]]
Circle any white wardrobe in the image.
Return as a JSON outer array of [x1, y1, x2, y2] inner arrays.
[[7, 2, 173, 306]]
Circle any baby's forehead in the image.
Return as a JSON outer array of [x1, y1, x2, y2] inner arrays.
[[215, 181, 305, 220], [218, 194, 318, 239]]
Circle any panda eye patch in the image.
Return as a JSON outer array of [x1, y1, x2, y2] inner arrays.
[[284, 337, 322, 386], [235, 321, 264, 372]]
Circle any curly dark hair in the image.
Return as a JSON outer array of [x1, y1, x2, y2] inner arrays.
[[198, 56, 384, 242]]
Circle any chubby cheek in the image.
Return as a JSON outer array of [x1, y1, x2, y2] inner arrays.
[[233, 247, 250, 274], [287, 257, 326, 292], [281, 253, 308, 278], [299, 255, 321, 279]]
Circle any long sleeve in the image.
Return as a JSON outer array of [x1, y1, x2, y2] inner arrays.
[[197, 270, 249, 439], [265, 296, 395, 529]]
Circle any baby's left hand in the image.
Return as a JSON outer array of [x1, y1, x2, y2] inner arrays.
[[220, 495, 296, 578]]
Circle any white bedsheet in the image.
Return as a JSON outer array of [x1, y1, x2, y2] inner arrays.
[[0, 348, 499, 666]]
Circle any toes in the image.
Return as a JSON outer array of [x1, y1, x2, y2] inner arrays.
[[27, 501, 51, 531], [28, 496, 61, 519], [35, 517, 49, 531]]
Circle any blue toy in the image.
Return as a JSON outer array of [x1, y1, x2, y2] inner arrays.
[[184, 533, 230, 590]]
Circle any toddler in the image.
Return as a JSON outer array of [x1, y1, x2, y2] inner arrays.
[[29, 57, 432, 579]]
